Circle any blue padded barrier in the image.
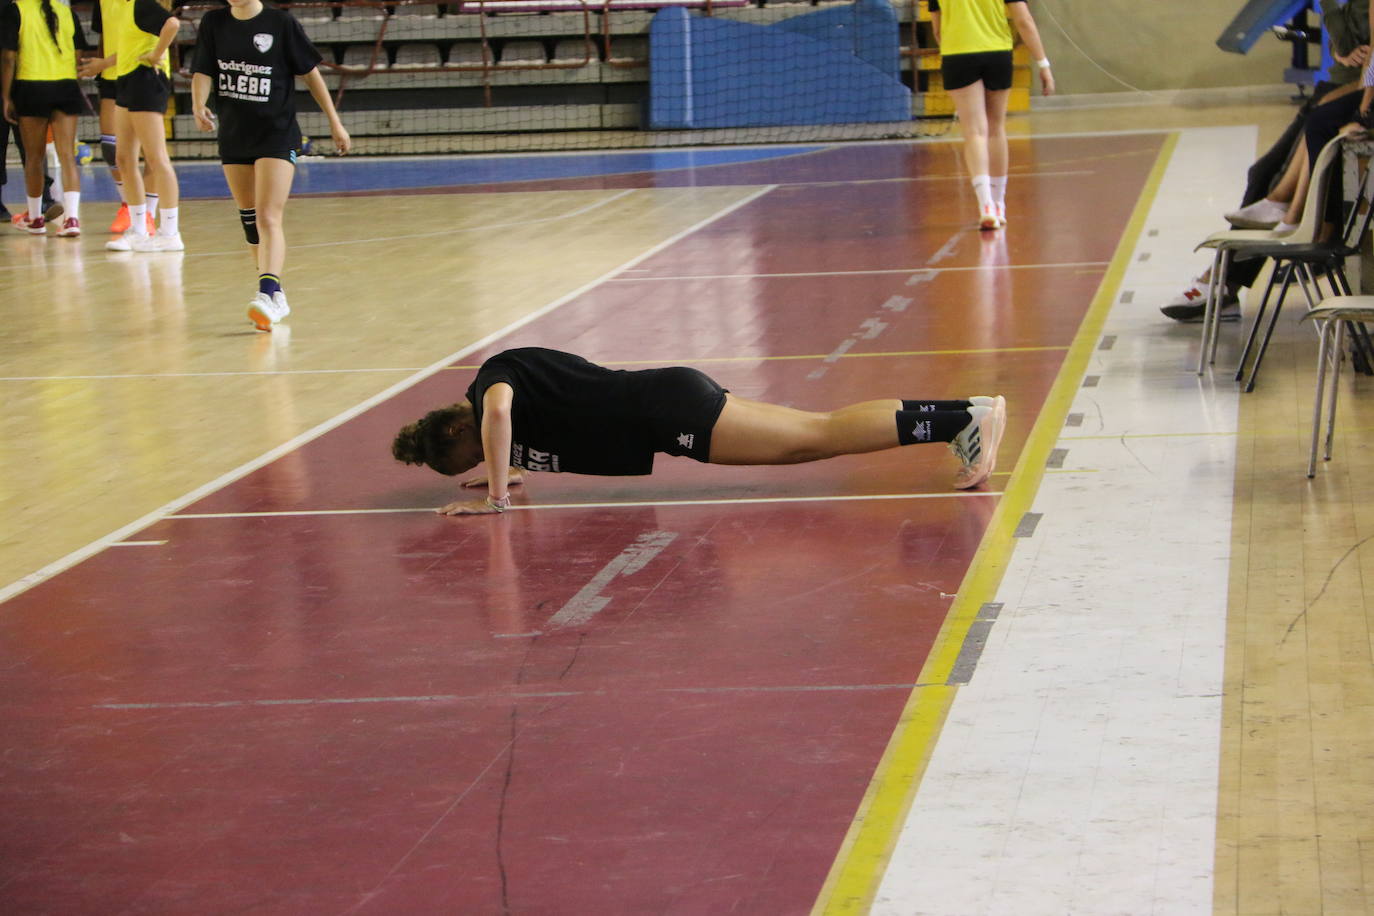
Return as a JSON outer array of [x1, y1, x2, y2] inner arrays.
[[648, 0, 911, 129]]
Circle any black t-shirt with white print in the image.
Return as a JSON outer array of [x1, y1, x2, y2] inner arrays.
[[191, 5, 322, 159], [466, 348, 658, 476]]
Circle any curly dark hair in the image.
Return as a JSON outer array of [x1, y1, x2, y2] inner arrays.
[[391, 404, 470, 475]]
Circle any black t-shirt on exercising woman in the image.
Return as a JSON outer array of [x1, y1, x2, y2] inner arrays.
[[466, 348, 657, 476], [191, 5, 322, 159]]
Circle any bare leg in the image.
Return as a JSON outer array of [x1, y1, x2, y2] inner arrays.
[[985, 87, 1011, 181], [1282, 149, 1311, 225], [17, 117, 49, 200], [48, 113, 79, 196], [253, 158, 296, 276], [129, 110, 177, 209], [708, 395, 904, 465], [113, 106, 145, 205], [222, 162, 257, 252], [947, 82, 990, 178]]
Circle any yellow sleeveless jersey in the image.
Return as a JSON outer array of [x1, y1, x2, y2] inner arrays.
[[95, 0, 122, 82], [112, 0, 170, 79], [932, 0, 1019, 56], [14, 0, 80, 81]]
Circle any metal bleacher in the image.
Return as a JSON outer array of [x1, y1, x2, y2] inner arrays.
[[165, 0, 983, 154]]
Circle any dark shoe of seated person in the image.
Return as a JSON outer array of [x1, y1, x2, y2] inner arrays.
[[1160, 276, 1241, 322]]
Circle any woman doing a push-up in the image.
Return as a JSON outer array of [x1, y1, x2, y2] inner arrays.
[[392, 348, 1008, 515]]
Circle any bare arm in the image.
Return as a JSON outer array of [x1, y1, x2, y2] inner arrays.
[[2, 49, 15, 125], [439, 383, 517, 516], [930, 9, 940, 46], [1007, 3, 1054, 96], [139, 16, 181, 68], [191, 71, 215, 131], [300, 67, 351, 154]]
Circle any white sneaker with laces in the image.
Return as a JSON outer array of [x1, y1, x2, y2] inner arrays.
[[950, 396, 1007, 490], [105, 234, 134, 251], [995, 201, 1006, 226], [1223, 198, 1287, 229], [133, 233, 185, 252], [978, 203, 1004, 231], [248, 290, 291, 331]]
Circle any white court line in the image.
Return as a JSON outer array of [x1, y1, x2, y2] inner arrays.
[[92, 682, 919, 711], [0, 368, 424, 382], [0, 185, 779, 608], [610, 261, 1110, 281], [166, 490, 1002, 520], [0, 188, 640, 272], [109, 541, 168, 547]]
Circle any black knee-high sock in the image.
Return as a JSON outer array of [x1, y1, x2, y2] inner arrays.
[[896, 409, 970, 445], [239, 208, 259, 245], [902, 399, 971, 413]]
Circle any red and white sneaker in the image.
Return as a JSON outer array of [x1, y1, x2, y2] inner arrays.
[[56, 217, 81, 238], [978, 203, 1004, 231], [995, 201, 1006, 226], [951, 396, 1007, 490], [109, 203, 130, 234], [15, 213, 46, 235]]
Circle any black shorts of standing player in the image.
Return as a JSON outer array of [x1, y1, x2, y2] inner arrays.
[[96, 77, 117, 101], [633, 367, 728, 463], [10, 80, 86, 118], [115, 68, 171, 113], [219, 150, 299, 167], [940, 50, 1014, 92]]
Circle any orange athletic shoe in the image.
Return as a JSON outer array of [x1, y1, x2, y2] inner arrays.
[[110, 203, 130, 234]]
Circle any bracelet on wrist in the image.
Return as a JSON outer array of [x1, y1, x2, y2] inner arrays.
[[486, 493, 511, 512], [1036, 58, 1052, 69]]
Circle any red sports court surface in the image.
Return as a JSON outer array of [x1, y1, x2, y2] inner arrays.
[[0, 134, 1165, 912]]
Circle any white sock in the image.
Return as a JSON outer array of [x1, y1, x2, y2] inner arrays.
[[27, 196, 42, 221], [991, 175, 1008, 206], [129, 203, 149, 237], [159, 207, 179, 237], [146, 192, 159, 219], [970, 175, 993, 210], [64, 190, 81, 221]]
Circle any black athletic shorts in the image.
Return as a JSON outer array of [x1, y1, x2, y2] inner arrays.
[[115, 68, 171, 113], [941, 50, 1014, 92], [220, 149, 298, 167], [636, 367, 727, 464], [10, 79, 86, 118], [97, 77, 117, 101]]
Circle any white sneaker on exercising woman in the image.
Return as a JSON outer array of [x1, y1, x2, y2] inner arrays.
[[1224, 198, 1286, 229], [950, 396, 1007, 490], [248, 290, 290, 331]]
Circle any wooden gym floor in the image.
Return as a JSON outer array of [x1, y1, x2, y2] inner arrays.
[[1, 99, 1372, 913]]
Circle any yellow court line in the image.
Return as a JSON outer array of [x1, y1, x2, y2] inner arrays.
[[445, 345, 1070, 371], [808, 131, 1180, 915]]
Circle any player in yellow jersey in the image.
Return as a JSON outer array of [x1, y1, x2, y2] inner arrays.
[[1, 0, 90, 235], [100, 0, 181, 252], [929, 0, 1054, 229], [81, 0, 157, 237]]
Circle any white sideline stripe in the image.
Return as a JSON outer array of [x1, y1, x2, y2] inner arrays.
[[109, 541, 168, 547], [607, 261, 1110, 282], [0, 185, 778, 608], [166, 490, 1002, 520]]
